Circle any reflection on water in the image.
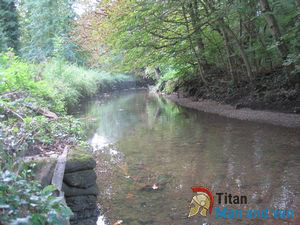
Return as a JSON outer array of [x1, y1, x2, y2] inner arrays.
[[81, 90, 300, 225]]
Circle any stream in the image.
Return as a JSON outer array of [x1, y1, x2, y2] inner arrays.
[[80, 89, 300, 225]]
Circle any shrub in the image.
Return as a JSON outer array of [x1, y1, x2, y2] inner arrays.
[[0, 144, 72, 225], [0, 52, 65, 113], [0, 167, 72, 225], [0, 52, 35, 93], [156, 69, 185, 94]]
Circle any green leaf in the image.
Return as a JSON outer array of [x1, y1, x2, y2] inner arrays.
[[31, 214, 46, 225], [42, 185, 57, 195]]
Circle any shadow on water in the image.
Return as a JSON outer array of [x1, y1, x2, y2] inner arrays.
[[80, 89, 300, 225]]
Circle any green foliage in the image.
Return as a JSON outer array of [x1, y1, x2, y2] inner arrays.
[[160, 69, 182, 82], [0, 52, 136, 158], [19, 0, 80, 62], [0, 53, 93, 159], [156, 68, 191, 93], [0, 52, 91, 224], [163, 80, 178, 94], [0, 139, 72, 225], [99, 0, 299, 88], [40, 59, 137, 107], [284, 53, 300, 74], [41, 60, 99, 106], [0, 52, 33, 92], [0, 52, 65, 113], [0, 167, 72, 224], [0, 0, 20, 53], [0, 52, 137, 111], [0, 109, 87, 157], [0, 51, 136, 223]]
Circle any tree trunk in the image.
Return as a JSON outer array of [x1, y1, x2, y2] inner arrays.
[[0, 0, 20, 53], [295, 0, 300, 14], [248, 0, 259, 74], [202, 0, 252, 80], [182, 3, 207, 85], [222, 24, 253, 80], [188, 0, 207, 65], [259, 0, 289, 59], [220, 28, 239, 85]]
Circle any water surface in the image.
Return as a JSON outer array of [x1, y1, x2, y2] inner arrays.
[[81, 90, 300, 225]]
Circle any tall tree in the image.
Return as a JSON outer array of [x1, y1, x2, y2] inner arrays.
[[259, 0, 289, 60], [20, 0, 77, 62], [92, 0, 298, 85], [0, 0, 20, 53], [295, 0, 300, 14]]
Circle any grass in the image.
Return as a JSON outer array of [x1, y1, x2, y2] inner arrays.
[[39, 59, 137, 108]]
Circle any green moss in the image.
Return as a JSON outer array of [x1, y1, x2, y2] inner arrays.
[[65, 147, 96, 173], [67, 147, 93, 162]]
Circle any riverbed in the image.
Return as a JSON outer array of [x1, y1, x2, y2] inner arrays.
[[80, 89, 300, 225]]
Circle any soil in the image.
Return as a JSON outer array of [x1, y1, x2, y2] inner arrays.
[[159, 68, 300, 114], [166, 93, 300, 128]]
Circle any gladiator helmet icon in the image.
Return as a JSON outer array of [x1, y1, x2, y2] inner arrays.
[[188, 186, 214, 217]]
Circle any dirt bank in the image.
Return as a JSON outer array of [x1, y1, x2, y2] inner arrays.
[[166, 93, 300, 128]]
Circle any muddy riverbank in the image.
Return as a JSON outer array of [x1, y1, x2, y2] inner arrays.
[[166, 93, 300, 128]]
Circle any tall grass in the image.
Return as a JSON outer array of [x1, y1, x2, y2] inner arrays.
[[38, 59, 137, 107], [1, 53, 137, 112]]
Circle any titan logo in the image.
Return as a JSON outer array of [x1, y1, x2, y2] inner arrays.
[[188, 186, 214, 217]]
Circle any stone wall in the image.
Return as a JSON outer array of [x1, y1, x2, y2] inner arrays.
[[63, 148, 99, 225]]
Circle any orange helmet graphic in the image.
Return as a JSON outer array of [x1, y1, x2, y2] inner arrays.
[[188, 186, 214, 217]]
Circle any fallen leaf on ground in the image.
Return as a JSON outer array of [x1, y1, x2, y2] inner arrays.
[[127, 192, 134, 199], [118, 163, 129, 176], [152, 184, 159, 190], [113, 220, 123, 225]]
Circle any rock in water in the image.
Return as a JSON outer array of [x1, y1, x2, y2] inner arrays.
[[65, 148, 96, 173], [63, 147, 99, 225], [64, 170, 97, 189]]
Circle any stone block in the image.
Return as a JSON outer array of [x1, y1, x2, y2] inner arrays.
[[65, 147, 96, 173], [70, 216, 98, 225], [64, 170, 97, 188], [66, 195, 97, 212], [63, 182, 98, 197], [70, 208, 99, 220]]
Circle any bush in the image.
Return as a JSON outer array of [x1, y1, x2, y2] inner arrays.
[[0, 167, 72, 225], [156, 69, 185, 94], [0, 144, 72, 225], [0, 52, 65, 113], [0, 53, 37, 94]]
